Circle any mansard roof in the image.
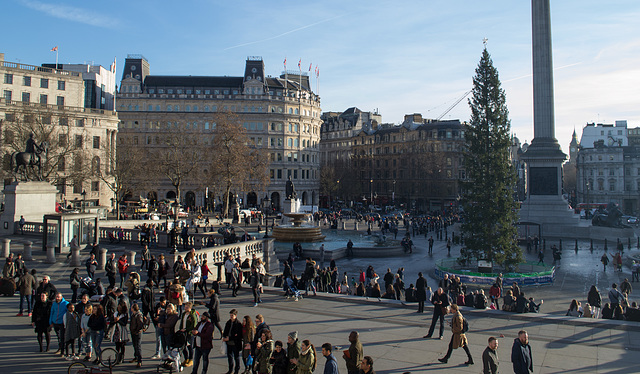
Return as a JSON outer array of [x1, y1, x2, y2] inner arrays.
[[143, 75, 243, 88]]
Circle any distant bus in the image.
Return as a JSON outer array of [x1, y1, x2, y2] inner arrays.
[[575, 203, 610, 216]]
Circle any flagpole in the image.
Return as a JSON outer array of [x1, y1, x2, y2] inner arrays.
[[56, 48, 59, 70]]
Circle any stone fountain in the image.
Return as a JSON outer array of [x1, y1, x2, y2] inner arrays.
[[272, 212, 325, 242], [272, 177, 325, 242]]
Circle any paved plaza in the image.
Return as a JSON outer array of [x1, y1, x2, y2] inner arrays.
[[1, 220, 640, 373]]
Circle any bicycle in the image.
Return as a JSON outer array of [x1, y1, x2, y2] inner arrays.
[[67, 361, 112, 374], [98, 347, 120, 369]]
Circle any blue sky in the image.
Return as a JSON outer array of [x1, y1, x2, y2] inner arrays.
[[3, 0, 640, 150]]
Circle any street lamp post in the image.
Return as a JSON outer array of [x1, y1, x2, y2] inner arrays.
[[392, 180, 396, 208], [81, 190, 87, 213], [336, 179, 340, 208], [370, 179, 373, 212]]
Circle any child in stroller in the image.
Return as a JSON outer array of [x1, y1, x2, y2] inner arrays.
[[283, 277, 302, 301], [159, 331, 187, 372]]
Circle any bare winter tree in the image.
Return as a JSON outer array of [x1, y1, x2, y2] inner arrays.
[[208, 111, 269, 218], [151, 121, 205, 205], [96, 138, 148, 219]]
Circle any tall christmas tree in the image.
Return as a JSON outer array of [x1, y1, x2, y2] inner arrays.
[[460, 48, 522, 270]]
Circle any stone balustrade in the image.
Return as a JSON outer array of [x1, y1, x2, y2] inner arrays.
[[173, 238, 278, 281], [98, 226, 224, 248]]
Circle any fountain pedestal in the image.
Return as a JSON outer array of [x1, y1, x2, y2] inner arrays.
[[272, 212, 325, 242]]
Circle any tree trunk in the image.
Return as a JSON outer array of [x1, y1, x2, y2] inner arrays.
[[223, 186, 231, 218]]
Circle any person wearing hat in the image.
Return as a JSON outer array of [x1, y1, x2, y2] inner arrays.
[[191, 311, 214, 374], [287, 331, 301, 374], [223, 309, 243, 374]]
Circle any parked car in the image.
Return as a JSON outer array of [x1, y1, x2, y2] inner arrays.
[[624, 216, 638, 225]]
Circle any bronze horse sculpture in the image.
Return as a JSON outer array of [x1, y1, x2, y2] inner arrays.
[[11, 141, 48, 181]]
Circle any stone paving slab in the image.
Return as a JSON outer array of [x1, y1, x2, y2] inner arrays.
[[2, 287, 640, 374]]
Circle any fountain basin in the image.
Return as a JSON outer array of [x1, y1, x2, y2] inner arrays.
[[272, 226, 325, 242]]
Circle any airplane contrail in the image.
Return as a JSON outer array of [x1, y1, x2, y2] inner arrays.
[[503, 62, 583, 83], [223, 14, 347, 51]]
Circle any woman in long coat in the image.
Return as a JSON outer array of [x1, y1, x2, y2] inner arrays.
[[437, 304, 473, 365], [32, 292, 52, 352]]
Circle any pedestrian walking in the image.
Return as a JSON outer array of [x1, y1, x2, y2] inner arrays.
[[482, 336, 499, 374], [437, 304, 473, 366], [511, 330, 533, 374]]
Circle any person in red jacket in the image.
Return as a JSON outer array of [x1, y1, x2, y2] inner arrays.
[[117, 254, 129, 289], [192, 311, 215, 374], [489, 283, 502, 310]]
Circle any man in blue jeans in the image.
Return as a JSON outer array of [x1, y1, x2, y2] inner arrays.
[[49, 292, 69, 355], [17, 268, 36, 316], [191, 312, 214, 374]]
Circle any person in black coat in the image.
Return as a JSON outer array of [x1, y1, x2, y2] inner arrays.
[[141, 279, 154, 319], [515, 292, 529, 313], [222, 309, 243, 374], [147, 255, 159, 287], [32, 292, 52, 352], [511, 330, 533, 374], [204, 288, 223, 335], [416, 272, 428, 313], [424, 287, 449, 339], [69, 268, 82, 304]]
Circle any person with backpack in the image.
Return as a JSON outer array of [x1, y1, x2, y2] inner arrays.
[[437, 304, 474, 366], [178, 302, 198, 367]]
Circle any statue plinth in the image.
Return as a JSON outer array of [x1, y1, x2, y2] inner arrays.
[[0, 181, 58, 235]]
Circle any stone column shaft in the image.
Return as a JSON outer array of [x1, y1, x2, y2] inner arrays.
[[532, 0, 555, 141]]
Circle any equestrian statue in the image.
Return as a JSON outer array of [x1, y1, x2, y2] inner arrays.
[[11, 133, 48, 181]]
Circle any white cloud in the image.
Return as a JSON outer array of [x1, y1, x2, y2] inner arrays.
[[19, 0, 120, 29]]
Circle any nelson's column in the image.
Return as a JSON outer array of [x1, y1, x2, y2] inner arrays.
[[519, 0, 580, 234]]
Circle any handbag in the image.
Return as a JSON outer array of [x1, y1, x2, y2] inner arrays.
[[441, 305, 449, 315], [246, 354, 254, 366]]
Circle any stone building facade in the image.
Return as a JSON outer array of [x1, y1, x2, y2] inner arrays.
[[350, 113, 466, 211], [0, 53, 118, 208], [576, 121, 640, 215], [319, 107, 381, 164], [116, 55, 321, 211]]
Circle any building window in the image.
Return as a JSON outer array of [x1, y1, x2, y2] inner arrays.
[[21, 92, 30, 102], [57, 96, 64, 106], [92, 181, 99, 191], [58, 157, 65, 171], [93, 136, 100, 149], [3, 90, 11, 102], [39, 94, 47, 104], [76, 119, 84, 127], [75, 135, 83, 147], [23, 76, 31, 86], [73, 182, 82, 194], [57, 80, 65, 90], [59, 117, 68, 126], [4, 73, 13, 84]]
